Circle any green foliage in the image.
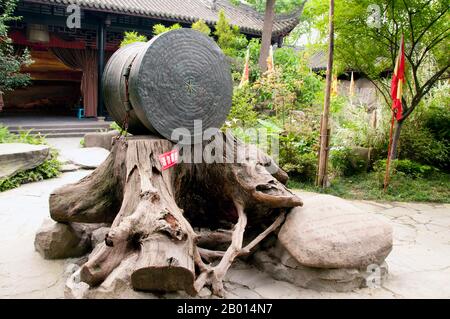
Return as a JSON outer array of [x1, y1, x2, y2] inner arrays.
[[120, 31, 147, 47], [279, 144, 317, 182], [214, 10, 248, 58], [399, 118, 448, 170], [0, 0, 33, 95], [191, 19, 211, 36], [373, 159, 435, 180], [274, 47, 323, 106], [330, 147, 367, 177], [0, 125, 46, 145], [226, 86, 259, 128], [153, 23, 182, 36], [110, 122, 122, 132], [422, 83, 450, 144]]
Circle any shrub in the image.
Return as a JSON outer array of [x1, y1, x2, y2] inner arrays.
[[226, 86, 259, 128], [373, 159, 436, 180], [280, 150, 317, 182], [192, 19, 211, 36], [153, 23, 182, 35], [423, 82, 450, 143], [214, 10, 248, 58], [399, 119, 448, 170], [120, 31, 147, 47], [330, 147, 367, 176]]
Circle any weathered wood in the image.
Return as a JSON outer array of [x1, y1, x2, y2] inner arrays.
[[49, 133, 303, 296], [131, 234, 195, 295]]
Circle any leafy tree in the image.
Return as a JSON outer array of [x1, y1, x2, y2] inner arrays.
[[304, 0, 450, 158], [0, 0, 32, 97], [214, 10, 248, 57], [192, 19, 211, 36], [120, 31, 147, 47]]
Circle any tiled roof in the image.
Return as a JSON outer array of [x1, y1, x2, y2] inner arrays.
[[26, 0, 301, 36], [308, 50, 327, 70]]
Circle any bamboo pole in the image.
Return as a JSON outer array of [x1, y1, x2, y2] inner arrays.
[[316, 0, 334, 188]]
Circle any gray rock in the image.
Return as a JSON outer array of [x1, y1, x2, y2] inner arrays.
[[279, 194, 393, 269], [34, 219, 91, 259], [0, 143, 50, 179], [65, 269, 90, 299], [84, 130, 119, 151], [253, 243, 388, 292], [62, 147, 110, 169]]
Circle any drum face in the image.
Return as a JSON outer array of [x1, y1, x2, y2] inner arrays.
[[103, 29, 233, 142]]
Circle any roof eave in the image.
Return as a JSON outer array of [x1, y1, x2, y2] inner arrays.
[[22, 0, 300, 37]]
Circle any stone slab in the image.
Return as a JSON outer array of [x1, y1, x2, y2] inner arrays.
[[0, 143, 50, 179]]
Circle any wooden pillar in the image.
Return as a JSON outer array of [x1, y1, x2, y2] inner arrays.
[[97, 20, 106, 118]]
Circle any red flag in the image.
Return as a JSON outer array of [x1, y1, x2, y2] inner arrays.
[[390, 36, 405, 121]]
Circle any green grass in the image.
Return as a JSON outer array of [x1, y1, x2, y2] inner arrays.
[[0, 125, 62, 192], [288, 171, 450, 203]]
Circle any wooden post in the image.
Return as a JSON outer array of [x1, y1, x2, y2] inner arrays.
[[316, 0, 334, 188], [97, 20, 106, 118]]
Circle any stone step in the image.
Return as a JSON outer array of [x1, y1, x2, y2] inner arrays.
[[8, 125, 112, 138], [8, 127, 108, 135], [38, 132, 90, 138], [7, 124, 111, 131]]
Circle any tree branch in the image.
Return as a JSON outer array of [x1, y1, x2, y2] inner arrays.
[[403, 63, 450, 120], [413, 6, 449, 50]]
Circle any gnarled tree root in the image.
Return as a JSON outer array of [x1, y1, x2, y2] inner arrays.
[[49, 134, 302, 297]]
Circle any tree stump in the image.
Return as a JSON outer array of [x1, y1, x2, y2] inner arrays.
[[49, 133, 302, 296]]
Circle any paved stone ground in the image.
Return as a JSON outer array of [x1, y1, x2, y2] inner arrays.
[[0, 138, 449, 299]]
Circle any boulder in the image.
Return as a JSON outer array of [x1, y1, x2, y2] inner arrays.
[[253, 242, 388, 292], [84, 130, 118, 151], [0, 143, 50, 179], [34, 219, 91, 259], [278, 194, 393, 269], [62, 147, 110, 169]]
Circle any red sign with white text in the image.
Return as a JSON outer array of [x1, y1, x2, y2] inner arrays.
[[159, 149, 178, 170]]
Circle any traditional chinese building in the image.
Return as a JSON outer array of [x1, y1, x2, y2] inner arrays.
[[3, 0, 300, 118]]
